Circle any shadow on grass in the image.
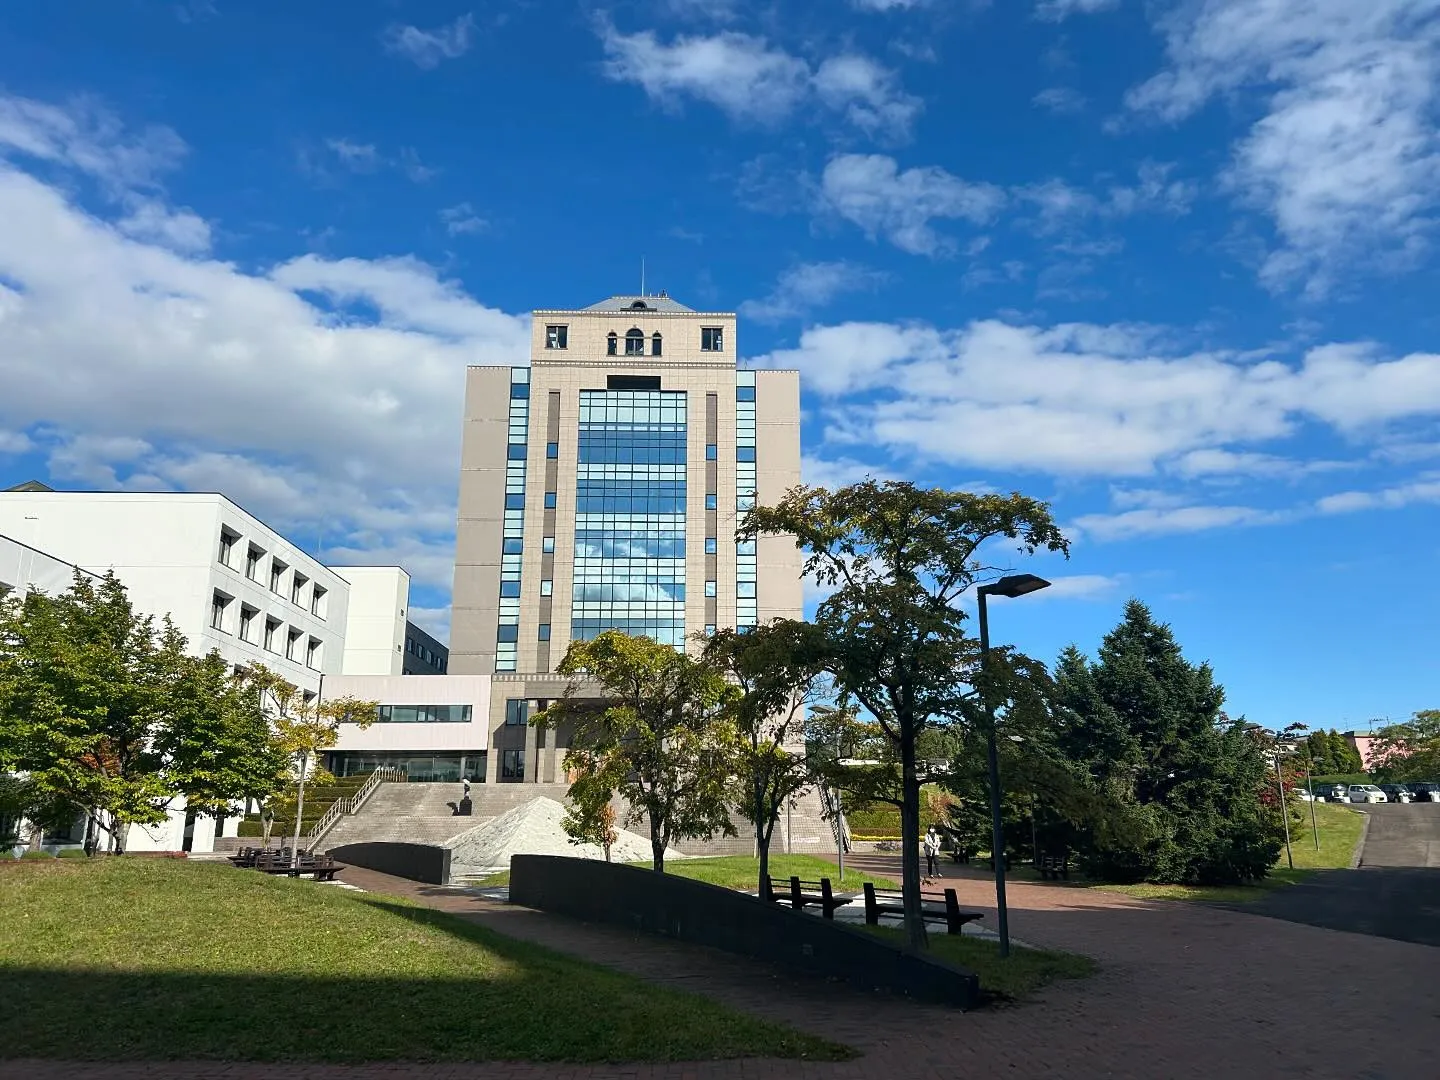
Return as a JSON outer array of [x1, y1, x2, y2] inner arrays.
[[0, 962, 846, 1064]]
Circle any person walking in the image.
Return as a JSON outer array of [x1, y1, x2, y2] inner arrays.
[[924, 825, 942, 880]]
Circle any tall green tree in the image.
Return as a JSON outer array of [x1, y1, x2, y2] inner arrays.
[[1371, 710, 1440, 781], [535, 630, 740, 872], [703, 620, 831, 898], [0, 573, 296, 853], [747, 481, 1068, 948], [1054, 600, 1282, 884]]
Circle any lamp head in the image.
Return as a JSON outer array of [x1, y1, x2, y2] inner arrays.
[[980, 573, 1052, 599]]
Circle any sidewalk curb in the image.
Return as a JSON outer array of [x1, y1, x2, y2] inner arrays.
[[1350, 811, 1371, 868]]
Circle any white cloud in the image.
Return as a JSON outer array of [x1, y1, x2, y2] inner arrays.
[[398, 147, 439, 184], [597, 23, 920, 139], [812, 55, 923, 140], [1316, 474, 1440, 514], [0, 430, 33, 455], [324, 137, 380, 172], [116, 198, 211, 253], [756, 317, 1440, 477], [853, 0, 928, 9], [439, 202, 487, 237], [406, 604, 453, 643], [0, 96, 530, 595], [820, 154, 1005, 255], [1036, 0, 1119, 21], [1169, 448, 1351, 479], [1072, 505, 1282, 541], [0, 94, 186, 190], [740, 261, 883, 323], [800, 454, 892, 489], [1036, 574, 1124, 599], [1126, 0, 1440, 296], [382, 14, 476, 69], [1033, 87, 1087, 114]]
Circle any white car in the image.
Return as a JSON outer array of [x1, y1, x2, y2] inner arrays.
[[1347, 784, 1388, 805]]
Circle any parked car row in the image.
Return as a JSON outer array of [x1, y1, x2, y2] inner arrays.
[[1304, 782, 1440, 804]]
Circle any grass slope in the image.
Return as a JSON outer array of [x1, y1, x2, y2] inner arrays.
[[1092, 802, 1366, 903], [0, 859, 848, 1063], [472, 853, 897, 891]]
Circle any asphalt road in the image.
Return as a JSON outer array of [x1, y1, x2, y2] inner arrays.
[[1238, 804, 1440, 947]]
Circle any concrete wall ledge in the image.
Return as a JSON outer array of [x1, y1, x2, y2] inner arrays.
[[509, 854, 979, 1009], [329, 841, 451, 885]]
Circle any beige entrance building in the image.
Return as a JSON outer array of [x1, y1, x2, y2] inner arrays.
[[449, 294, 803, 788]]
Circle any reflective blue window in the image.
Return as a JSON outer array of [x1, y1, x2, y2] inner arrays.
[[736, 445, 756, 462], [497, 625, 519, 643], [705, 494, 717, 510], [511, 383, 530, 399], [505, 493, 525, 510], [507, 444, 527, 460], [571, 389, 688, 648], [704, 537, 717, 554], [503, 538, 523, 554], [544, 491, 557, 509], [538, 623, 551, 641], [500, 581, 521, 598], [546, 442, 559, 459], [736, 385, 756, 402], [706, 443, 717, 460]]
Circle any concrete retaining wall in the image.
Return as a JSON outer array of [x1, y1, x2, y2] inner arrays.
[[509, 854, 979, 1009]]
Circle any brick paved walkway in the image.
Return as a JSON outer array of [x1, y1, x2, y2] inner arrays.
[[6, 857, 1437, 1080]]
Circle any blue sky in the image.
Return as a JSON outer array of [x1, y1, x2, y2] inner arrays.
[[1, 0, 1437, 731]]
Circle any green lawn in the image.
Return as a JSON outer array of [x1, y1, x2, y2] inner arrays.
[[471, 853, 897, 891], [862, 926, 1096, 1001], [0, 858, 849, 1063], [1090, 802, 1366, 903]]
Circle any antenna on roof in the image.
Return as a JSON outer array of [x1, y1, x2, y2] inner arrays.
[[640, 257, 646, 298]]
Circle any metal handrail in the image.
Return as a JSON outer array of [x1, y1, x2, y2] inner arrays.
[[306, 767, 404, 847]]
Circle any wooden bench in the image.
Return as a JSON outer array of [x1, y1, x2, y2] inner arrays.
[[242, 851, 343, 880], [767, 875, 851, 919], [863, 882, 984, 935], [1037, 853, 1070, 881]]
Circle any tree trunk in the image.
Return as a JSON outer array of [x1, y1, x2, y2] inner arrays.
[[291, 752, 308, 869], [755, 773, 770, 900], [26, 819, 43, 853], [899, 722, 927, 950], [650, 814, 665, 874], [603, 842, 612, 863]]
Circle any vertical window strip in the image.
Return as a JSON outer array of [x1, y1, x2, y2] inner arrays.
[[497, 368, 529, 671], [737, 374, 757, 623]]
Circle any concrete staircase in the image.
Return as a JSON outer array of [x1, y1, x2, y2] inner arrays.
[[319, 782, 574, 852], [317, 779, 838, 859]]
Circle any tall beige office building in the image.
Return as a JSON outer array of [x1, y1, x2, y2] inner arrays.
[[450, 293, 803, 786]]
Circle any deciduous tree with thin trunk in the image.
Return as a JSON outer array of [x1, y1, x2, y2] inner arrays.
[[562, 796, 618, 862], [536, 630, 740, 873], [247, 666, 375, 866], [746, 481, 1068, 949], [703, 620, 831, 899]]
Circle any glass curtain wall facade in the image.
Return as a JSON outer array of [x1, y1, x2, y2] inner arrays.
[[572, 389, 688, 647]]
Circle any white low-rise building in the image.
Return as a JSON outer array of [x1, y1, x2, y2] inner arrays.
[[322, 673, 492, 783], [0, 485, 445, 855], [0, 488, 351, 694]]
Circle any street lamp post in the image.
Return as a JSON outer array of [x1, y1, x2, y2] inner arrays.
[[977, 573, 1050, 960]]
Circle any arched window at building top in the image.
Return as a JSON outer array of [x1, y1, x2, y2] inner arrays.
[[606, 331, 618, 356], [624, 327, 645, 356], [651, 332, 663, 356]]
